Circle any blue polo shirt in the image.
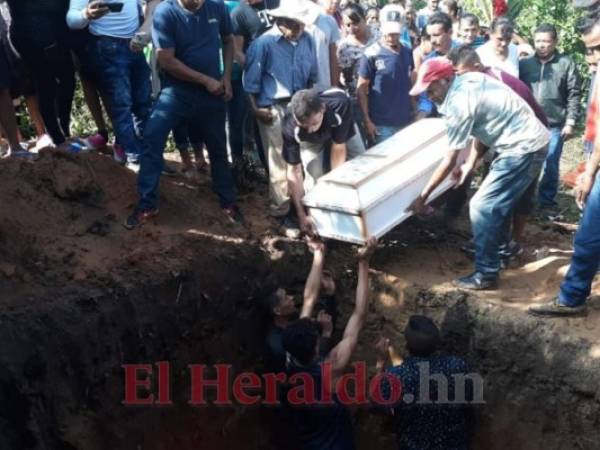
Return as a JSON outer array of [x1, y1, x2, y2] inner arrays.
[[358, 41, 414, 127], [153, 0, 232, 92]]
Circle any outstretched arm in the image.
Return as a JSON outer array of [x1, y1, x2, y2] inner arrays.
[[327, 237, 377, 374], [300, 238, 326, 319]]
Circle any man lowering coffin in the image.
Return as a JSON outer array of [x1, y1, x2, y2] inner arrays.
[[283, 88, 365, 235], [409, 57, 550, 290]]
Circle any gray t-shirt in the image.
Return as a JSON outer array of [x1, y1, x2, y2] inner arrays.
[[438, 71, 550, 156], [307, 13, 341, 91]]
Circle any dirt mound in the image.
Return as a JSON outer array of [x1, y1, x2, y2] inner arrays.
[[0, 151, 274, 298]]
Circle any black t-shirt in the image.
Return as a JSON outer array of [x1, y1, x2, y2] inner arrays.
[[230, 0, 279, 51], [6, 0, 70, 44], [282, 89, 356, 166], [286, 359, 355, 450], [265, 324, 286, 374]]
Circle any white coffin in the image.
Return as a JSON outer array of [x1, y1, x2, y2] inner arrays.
[[302, 118, 468, 244]]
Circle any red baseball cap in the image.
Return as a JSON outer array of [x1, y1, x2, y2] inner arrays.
[[409, 57, 455, 96]]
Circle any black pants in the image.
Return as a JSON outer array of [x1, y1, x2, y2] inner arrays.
[[11, 33, 75, 145]]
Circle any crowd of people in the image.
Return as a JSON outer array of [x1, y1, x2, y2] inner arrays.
[[0, 0, 599, 448]]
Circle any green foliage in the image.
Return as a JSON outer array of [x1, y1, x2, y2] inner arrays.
[[70, 80, 100, 138], [461, 0, 590, 81], [514, 0, 586, 74]]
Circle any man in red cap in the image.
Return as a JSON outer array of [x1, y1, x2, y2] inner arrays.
[[409, 57, 550, 290]]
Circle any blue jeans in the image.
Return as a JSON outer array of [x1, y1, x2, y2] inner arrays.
[[89, 37, 152, 161], [374, 125, 401, 145], [138, 84, 237, 210], [470, 149, 546, 276], [558, 175, 600, 306], [538, 127, 565, 207]]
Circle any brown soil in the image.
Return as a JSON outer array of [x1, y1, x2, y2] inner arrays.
[[0, 150, 598, 450]]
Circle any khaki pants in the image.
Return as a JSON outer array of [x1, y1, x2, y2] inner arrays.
[[257, 103, 290, 217], [300, 125, 366, 192]]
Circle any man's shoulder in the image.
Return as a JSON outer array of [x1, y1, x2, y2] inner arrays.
[[400, 43, 412, 57], [316, 13, 338, 30], [518, 55, 537, 67], [155, 0, 177, 18], [321, 88, 350, 108], [555, 52, 577, 68], [253, 27, 280, 45], [364, 41, 382, 57], [206, 0, 228, 14], [231, 1, 252, 18], [436, 354, 470, 374]]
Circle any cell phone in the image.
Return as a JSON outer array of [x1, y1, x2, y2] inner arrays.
[[98, 2, 124, 13]]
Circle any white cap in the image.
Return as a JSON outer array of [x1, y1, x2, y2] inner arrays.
[[268, 0, 320, 26], [380, 4, 404, 35]]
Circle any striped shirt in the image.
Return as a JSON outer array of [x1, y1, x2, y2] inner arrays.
[[438, 71, 550, 156], [243, 25, 318, 107]]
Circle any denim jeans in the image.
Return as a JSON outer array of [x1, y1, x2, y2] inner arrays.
[[538, 127, 565, 207], [89, 37, 152, 162], [470, 149, 546, 276], [374, 125, 401, 145], [138, 84, 236, 210], [558, 175, 600, 306]]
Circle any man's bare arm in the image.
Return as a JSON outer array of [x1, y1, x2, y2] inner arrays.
[[287, 163, 310, 231], [330, 142, 347, 169], [329, 43, 341, 87], [138, 0, 161, 35], [300, 238, 326, 318], [357, 76, 377, 141], [409, 149, 461, 212], [233, 35, 246, 67], [327, 238, 377, 374]]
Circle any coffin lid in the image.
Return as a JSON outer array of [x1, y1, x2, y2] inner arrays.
[[316, 118, 446, 188], [303, 118, 448, 213]]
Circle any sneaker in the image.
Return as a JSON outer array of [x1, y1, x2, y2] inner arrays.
[[453, 272, 498, 290], [113, 144, 126, 165], [223, 204, 246, 225], [126, 161, 140, 173], [124, 208, 159, 230], [84, 133, 108, 150], [1, 143, 32, 158], [34, 134, 55, 152], [528, 298, 587, 317], [279, 214, 301, 239]]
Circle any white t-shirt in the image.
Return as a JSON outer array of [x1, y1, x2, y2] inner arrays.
[[476, 41, 520, 78]]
